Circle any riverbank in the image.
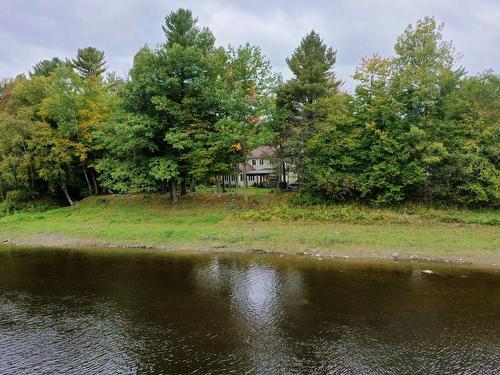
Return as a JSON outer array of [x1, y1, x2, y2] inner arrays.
[[1, 192, 499, 265]]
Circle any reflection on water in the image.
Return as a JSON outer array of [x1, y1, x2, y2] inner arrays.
[[0, 247, 499, 374]]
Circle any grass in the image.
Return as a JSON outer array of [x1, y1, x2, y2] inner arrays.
[[0, 190, 499, 264], [238, 200, 500, 225]]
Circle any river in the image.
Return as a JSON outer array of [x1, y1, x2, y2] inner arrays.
[[0, 246, 499, 374]]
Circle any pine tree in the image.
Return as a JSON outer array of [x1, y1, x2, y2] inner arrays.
[[162, 8, 215, 50], [97, 9, 221, 202], [30, 57, 65, 77], [276, 31, 340, 183], [71, 47, 107, 79]]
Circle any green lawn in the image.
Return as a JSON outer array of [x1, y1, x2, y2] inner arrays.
[[0, 191, 499, 264]]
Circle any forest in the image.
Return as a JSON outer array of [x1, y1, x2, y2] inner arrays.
[[0, 8, 498, 208]]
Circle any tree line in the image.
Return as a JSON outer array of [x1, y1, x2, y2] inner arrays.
[[0, 9, 498, 206]]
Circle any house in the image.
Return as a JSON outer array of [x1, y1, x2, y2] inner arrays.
[[223, 146, 297, 187]]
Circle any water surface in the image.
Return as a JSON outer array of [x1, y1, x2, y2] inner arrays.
[[0, 247, 499, 374]]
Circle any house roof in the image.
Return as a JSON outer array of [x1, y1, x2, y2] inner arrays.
[[238, 163, 256, 173], [252, 168, 274, 175], [249, 146, 276, 159]]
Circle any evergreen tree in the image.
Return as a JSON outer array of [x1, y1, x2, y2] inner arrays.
[[1, 10, 497, 208], [162, 8, 215, 50], [97, 9, 222, 201], [30, 57, 65, 77], [276, 31, 340, 183], [71, 47, 107, 79]]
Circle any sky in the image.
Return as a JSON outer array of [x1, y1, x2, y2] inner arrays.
[[1, 0, 499, 89]]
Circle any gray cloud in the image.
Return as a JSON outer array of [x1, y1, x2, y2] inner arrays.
[[2, 0, 499, 89]]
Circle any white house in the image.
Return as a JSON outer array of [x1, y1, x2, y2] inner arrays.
[[224, 146, 297, 187]]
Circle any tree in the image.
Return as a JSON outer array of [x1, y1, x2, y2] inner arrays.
[[0, 79, 15, 113], [285, 31, 339, 100], [31, 125, 80, 206], [301, 18, 499, 205], [104, 71, 126, 94], [71, 47, 107, 79], [304, 93, 362, 201], [390, 17, 465, 202], [276, 31, 340, 184], [97, 9, 223, 202], [216, 44, 280, 199], [30, 58, 65, 77], [392, 17, 460, 128], [48, 68, 116, 196], [2, 10, 498, 208], [305, 55, 427, 205], [433, 72, 500, 205], [33, 67, 102, 204], [0, 65, 115, 205], [0, 112, 41, 201], [353, 55, 427, 204], [162, 8, 215, 50]]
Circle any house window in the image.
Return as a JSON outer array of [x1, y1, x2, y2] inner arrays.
[[240, 174, 243, 181], [259, 159, 264, 165], [251, 160, 256, 166], [249, 175, 254, 181], [231, 175, 235, 181]]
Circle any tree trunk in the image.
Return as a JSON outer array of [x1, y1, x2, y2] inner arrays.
[[190, 177, 196, 193], [243, 165, 248, 202], [83, 167, 93, 196], [235, 163, 239, 194], [180, 178, 187, 196], [62, 183, 75, 206], [170, 181, 178, 204], [217, 176, 222, 198], [91, 169, 99, 195], [242, 147, 248, 202], [273, 157, 279, 193], [222, 176, 226, 193], [282, 161, 287, 188]]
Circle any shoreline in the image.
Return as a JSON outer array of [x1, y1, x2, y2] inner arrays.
[[1, 194, 498, 268], [2, 234, 499, 269]]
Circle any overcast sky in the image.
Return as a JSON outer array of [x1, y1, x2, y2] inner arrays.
[[1, 0, 499, 89]]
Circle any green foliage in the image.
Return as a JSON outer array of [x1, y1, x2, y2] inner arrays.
[[0, 62, 115, 205], [429, 72, 500, 204], [0, 79, 15, 112], [71, 47, 107, 79], [302, 17, 499, 206], [96, 8, 221, 193], [162, 8, 215, 50], [149, 157, 180, 182], [0, 196, 58, 217], [238, 194, 500, 226], [0, 11, 498, 209], [276, 30, 340, 181], [217, 44, 280, 173], [97, 9, 278, 196], [30, 58, 65, 77], [285, 30, 339, 98], [0, 112, 41, 200]]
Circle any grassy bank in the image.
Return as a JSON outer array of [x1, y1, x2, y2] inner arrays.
[[0, 191, 499, 264]]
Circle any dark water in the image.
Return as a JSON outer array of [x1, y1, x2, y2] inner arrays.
[[0, 247, 499, 374]]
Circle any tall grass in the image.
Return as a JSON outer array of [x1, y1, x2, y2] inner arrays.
[[237, 198, 499, 225]]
